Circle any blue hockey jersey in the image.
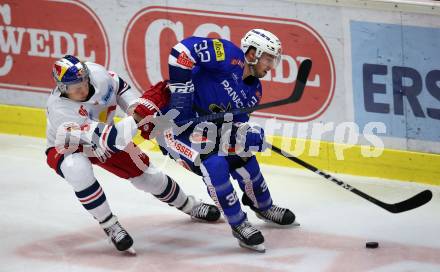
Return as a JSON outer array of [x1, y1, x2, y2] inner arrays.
[[167, 36, 262, 123]]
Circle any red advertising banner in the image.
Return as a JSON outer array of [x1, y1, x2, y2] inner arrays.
[[0, 0, 109, 93], [124, 6, 335, 121]]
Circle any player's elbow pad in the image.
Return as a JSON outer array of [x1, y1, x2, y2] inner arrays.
[[168, 81, 195, 121]]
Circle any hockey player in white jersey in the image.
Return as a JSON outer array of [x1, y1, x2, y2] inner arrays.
[[45, 55, 221, 254]]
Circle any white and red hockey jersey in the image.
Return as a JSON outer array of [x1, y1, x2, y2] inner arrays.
[[46, 62, 139, 153]]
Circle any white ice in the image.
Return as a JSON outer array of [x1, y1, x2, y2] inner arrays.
[[0, 134, 439, 272]]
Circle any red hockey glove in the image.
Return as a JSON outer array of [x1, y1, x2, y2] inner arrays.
[[133, 81, 170, 139], [134, 80, 170, 118]]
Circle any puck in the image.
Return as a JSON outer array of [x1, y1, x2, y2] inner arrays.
[[366, 241, 379, 248]]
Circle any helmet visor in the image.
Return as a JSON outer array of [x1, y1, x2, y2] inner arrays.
[[63, 79, 89, 97], [63, 74, 88, 86], [258, 52, 281, 70]]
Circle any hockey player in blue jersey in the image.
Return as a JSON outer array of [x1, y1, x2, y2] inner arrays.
[[155, 29, 296, 252]]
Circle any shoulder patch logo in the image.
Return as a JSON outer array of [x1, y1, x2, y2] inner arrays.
[[177, 51, 194, 68], [231, 58, 244, 68], [213, 39, 225, 61]]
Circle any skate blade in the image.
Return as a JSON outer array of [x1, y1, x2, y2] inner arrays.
[[190, 216, 225, 224], [123, 247, 137, 255], [238, 241, 266, 253], [256, 214, 300, 228], [266, 221, 300, 228]]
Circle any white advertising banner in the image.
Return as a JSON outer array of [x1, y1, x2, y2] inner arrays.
[[0, 0, 439, 153]]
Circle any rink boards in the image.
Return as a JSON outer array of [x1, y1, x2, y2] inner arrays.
[[1, 104, 438, 185]]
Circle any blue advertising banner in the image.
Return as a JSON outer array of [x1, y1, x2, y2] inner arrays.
[[351, 21, 440, 141]]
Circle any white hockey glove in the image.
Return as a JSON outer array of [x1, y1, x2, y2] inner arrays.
[[83, 143, 112, 163]]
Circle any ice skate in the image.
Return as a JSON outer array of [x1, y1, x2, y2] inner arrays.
[[181, 195, 221, 222], [232, 220, 265, 253], [101, 215, 136, 255], [242, 194, 298, 226]]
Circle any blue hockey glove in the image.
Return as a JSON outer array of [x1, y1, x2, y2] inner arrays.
[[235, 122, 267, 152]]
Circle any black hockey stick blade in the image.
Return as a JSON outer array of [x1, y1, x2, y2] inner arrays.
[[380, 189, 433, 213], [288, 58, 312, 103], [178, 59, 312, 126], [271, 145, 433, 213]]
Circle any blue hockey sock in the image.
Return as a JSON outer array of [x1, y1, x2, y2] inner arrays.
[[200, 155, 246, 226], [231, 156, 273, 211]]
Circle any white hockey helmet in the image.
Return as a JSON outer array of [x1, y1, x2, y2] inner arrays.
[[240, 29, 282, 66]]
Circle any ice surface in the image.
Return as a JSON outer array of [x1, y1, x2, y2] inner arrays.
[[0, 134, 439, 272]]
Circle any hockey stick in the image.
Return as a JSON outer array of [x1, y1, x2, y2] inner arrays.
[[271, 145, 433, 213], [176, 59, 312, 126]]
